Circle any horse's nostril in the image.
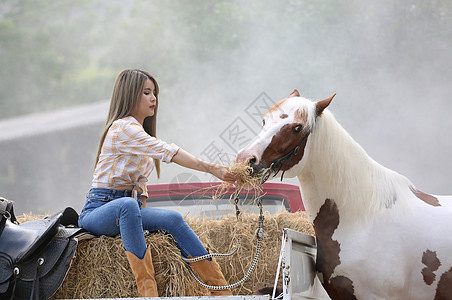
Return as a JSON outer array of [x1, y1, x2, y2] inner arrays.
[[249, 157, 257, 165]]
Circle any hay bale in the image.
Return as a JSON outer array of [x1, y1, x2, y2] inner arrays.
[[53, 233, 206, 298], [20, 211, 313, 298]]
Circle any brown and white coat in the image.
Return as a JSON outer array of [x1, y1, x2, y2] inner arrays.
[[237, 90, 452, 300]]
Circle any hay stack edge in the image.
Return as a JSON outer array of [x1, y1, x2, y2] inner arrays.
[[19, 211, 313, 298]]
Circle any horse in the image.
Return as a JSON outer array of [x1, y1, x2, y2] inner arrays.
[[236, 90, 452, 300]]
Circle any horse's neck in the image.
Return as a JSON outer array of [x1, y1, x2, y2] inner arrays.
[[298, 111, 411, 223]]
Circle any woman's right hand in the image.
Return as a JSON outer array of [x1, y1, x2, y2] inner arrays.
[[171, 149, 237, 183], [210, 164, 237, 183]]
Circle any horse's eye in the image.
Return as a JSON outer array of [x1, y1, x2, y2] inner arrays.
[[262, 119, 266, 127], [293, 125, 303, 133]]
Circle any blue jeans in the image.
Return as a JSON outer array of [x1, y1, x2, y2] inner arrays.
[[78, 188, 209, 259]]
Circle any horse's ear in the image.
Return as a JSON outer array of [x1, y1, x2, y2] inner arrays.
[[316, 93, 336, 116], [288, 89, 300, 98]]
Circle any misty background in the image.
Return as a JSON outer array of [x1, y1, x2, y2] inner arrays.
[[0, 0, 451, 215]]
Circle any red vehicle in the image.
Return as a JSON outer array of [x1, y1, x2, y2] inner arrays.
[[146, 182, 304, 219]]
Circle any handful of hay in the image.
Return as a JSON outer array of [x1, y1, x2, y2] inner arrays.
[[208, 163, 262, 202], [207, 162, 263, 206], [228, 162, 262, 190]]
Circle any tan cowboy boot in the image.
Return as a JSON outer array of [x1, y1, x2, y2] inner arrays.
[[125, 247, 159, 297], [189, 258, 233, 296]]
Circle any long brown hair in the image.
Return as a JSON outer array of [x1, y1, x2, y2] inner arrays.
[[96, 69, 161, 177]]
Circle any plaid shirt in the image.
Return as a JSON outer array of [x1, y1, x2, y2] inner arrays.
[[91, 116, 179, 198]]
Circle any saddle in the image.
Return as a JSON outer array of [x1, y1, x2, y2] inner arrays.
[[0, 197, 83, 300]]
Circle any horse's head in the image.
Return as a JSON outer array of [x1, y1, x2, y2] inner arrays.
[[236, 90, 335, 180]]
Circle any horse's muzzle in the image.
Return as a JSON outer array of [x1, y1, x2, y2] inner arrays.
[[249, 163, 265, 177]]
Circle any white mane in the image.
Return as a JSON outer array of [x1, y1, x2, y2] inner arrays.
[[299, 107, 414, 220]]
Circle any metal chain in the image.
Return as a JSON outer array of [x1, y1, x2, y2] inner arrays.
[[233, 188, 241, 220], [186, 238, 263, 290], [181, 247, 239, 263], [184, 185, 267, 290]]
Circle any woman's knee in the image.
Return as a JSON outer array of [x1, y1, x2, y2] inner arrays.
[[164, 210, 186, 224], [168, 211, 194, 234], [118, 197, 141, 216], [158, 210, 187, 230]]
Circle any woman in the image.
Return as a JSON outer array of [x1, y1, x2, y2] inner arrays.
[[78, 69, 235, 297]]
